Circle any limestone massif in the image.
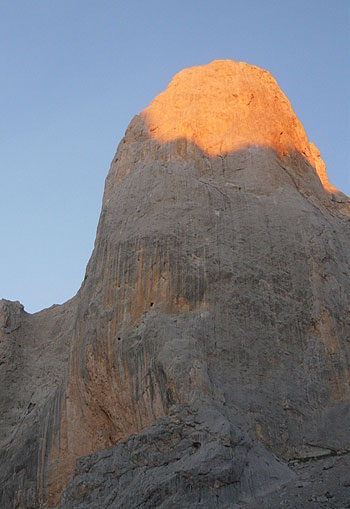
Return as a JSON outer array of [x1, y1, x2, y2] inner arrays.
[[1, 60, 350, 508]]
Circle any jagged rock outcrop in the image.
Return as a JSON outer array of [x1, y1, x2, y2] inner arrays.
[[61, 401, 293, 508], [1, 60, 350, 508]]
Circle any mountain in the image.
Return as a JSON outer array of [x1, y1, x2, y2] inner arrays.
[[1, 60, 350, 508]]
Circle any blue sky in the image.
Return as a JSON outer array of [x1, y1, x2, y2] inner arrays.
[[1, 0, 349, 313]]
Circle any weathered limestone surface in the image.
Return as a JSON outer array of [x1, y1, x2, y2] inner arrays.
[[61, 400, 293, 508], [1, 60, 350, 508]]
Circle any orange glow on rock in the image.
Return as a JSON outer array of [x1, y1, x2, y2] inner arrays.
[[309, 142, 338, 193], [141, 60, 337, 193]]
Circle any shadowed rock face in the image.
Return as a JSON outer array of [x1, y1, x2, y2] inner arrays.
[[1, 60, 350, 508]]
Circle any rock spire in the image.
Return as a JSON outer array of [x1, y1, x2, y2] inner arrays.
[[1, 60, 350, 508]]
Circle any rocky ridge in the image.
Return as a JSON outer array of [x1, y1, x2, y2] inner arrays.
[[1, 60, 350, 508]]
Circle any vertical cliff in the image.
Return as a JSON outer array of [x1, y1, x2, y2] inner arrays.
[[1, 60, 350, 508]]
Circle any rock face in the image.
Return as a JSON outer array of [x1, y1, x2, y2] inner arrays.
[[1, 60, 350, 508], [0, 299, 77, 507]]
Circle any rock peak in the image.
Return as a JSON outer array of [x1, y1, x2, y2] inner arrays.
[[2, 60, 350, 509], [141, 59, 336, 192]]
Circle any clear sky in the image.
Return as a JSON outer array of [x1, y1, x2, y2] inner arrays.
[[1, 0, 349, 313]]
